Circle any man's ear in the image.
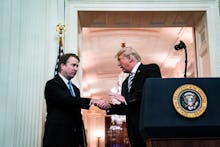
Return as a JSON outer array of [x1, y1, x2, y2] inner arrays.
[[128, 55, 134, 63], [60, 63, 65, 69]]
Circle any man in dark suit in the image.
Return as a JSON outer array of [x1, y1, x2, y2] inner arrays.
[[107, 47, 161, 147], [43, 53, 110, 147]]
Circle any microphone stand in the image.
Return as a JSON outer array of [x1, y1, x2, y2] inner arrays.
[[174, 40, 188, 78], [183, 46, 187, 78]]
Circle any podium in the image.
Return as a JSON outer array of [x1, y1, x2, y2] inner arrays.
[[139, 78, 220, 147]]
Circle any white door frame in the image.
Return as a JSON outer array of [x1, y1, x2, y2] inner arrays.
[[64, 1, 220, 146], [65, 1, 220, 78]]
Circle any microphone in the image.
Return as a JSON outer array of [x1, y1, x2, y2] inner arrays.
[[174, 40, 186, 50], [174, 40, 187, 78]]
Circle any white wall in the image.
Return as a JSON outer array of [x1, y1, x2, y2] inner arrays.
[[0, 0, 63, 146]]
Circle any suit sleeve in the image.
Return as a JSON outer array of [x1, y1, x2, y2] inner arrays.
[[106, 103, 126, 115], [45, 80, 91, 109]]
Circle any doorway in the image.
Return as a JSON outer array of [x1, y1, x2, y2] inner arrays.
[[79, 10, 204, 147], [65, 1, 219, 146]]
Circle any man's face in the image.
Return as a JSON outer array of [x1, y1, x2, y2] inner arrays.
[[61, 56, 79, 80], [117, 54, 131, 73]]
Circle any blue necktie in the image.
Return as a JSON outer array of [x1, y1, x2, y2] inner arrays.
[[68, 80, 75, 96]]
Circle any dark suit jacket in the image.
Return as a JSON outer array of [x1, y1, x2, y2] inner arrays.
[[43, 75, 90, 147], [107, 63, 161, 146]]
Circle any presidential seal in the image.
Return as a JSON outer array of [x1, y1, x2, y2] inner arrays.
[[173, 84, 207, 118]]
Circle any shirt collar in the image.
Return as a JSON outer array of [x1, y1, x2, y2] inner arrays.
[[58, 73, 69, 87], [131, 62, 141, 74]]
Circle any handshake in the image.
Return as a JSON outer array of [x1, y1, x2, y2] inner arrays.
[[90, 99, 111, 110], [109, 92, 126, 105], [90, 92, 126, 110]]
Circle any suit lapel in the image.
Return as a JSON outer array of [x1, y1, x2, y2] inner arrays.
[[55, 75, 70, 93], [130, 64, 143, 91], [55, 75, 80, 97], [133, 65, 142, 81]]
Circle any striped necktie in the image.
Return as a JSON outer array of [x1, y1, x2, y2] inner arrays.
[[128, 73, 135, 92], [68, 80, 75, 96]]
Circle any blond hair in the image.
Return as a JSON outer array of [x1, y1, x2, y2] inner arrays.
[[115, 47, 141, 62]]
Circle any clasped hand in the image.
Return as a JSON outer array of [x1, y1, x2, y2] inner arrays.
[[91, 99, 111, 110], [109, 92, 126, 104]]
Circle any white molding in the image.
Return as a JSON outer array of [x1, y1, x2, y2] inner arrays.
[[66, 0, 220, 77], [67, 0, 216, 4]]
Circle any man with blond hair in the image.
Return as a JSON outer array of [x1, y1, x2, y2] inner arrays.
[[108, 47, 161, 147]]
